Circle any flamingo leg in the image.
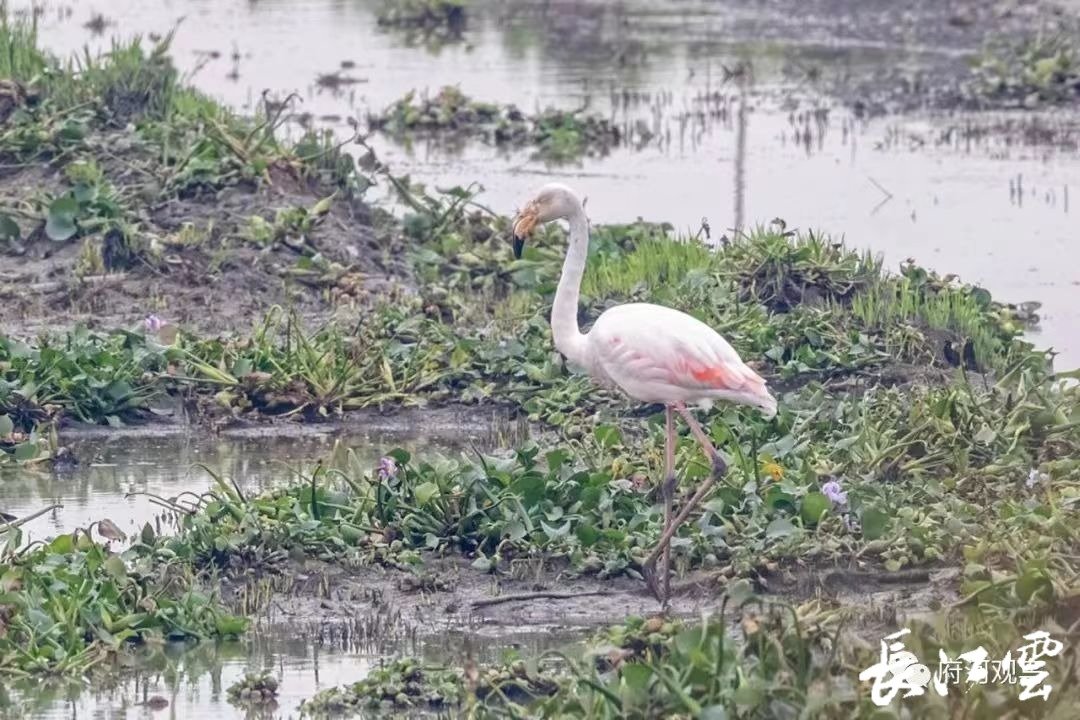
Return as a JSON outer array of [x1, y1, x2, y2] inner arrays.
[[662, 405, 676, 604], [643, 405, 676, 605], [642, 403, 728, 605]]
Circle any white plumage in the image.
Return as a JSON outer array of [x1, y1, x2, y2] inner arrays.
[[511, 182, 777, 605]]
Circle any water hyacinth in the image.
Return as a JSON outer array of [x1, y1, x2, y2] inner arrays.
[[378, 456, 398, 481], [144, 313, 165, 333], [821, 479, 848, 507]]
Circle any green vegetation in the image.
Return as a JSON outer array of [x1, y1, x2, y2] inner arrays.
[[971, 34, 1080, 106], [0, 14, 375, 289], [300, 596, 1080, 718], [377, 0, 467, 30], [375, 0, 469, 49], [0, 528, 245, 676], [227, 671, 280, 706], [1, 8, 1079, 719], [369, 85, 623, 162], [301, 658, 464, 714]]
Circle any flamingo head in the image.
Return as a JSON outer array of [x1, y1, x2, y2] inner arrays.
[[511, 182, 580, 258]]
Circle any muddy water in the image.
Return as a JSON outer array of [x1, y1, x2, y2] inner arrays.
[[22, 0, 1080, 368]]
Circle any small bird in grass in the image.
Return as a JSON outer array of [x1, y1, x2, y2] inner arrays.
[[511, 183, 777, 606]]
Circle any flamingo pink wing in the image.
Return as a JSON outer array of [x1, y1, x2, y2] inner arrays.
[[590, 303, 767, 397]]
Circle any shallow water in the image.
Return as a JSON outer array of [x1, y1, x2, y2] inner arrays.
[[0, 429, 469, 544], [22, 0, 1080, 368], [0, 423, 553, 719], [7, 0, 1080, 715], [4, 624, 582, 719]]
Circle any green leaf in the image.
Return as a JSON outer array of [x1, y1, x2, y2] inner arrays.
[[49, 534, 75, 554], [471, 555, 492, 572], [765, 486, 796, 513], [621, 663, 652, 691], [701, 707, 728, 720], [765, 518, 796, 539], [106, 379, 134, 401], [0, 415, 13, 437], [0, 214, 20, 242], [725, 578, 754, 606], [310, 194, 335, 217], [593, 424, 622, 448], [13, 441, 39, 463], [231, 358, 253, 377], [387, 448, 411, 466], [45, 196, 79, 241], [674, 626, 705, 655], [413, 481, 439, 506], [1015, 569, 1054, 604], [511, 473, 545, 507], [861, 508, 890, 540], [505, 520, 527, 542], [103, 555, 127, 580], [576, 523, 599, 546], [800, 492, 830, 526]]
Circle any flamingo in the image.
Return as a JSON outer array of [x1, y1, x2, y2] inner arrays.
[[511, 183, 777, 605]]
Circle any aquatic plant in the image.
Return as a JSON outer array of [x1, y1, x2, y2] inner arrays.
[[0, 531, 246, 676], [971, 34, 1080, 107], [301, 658, 463, 715], [227, 671, 280, 705], [369, 86, 622, 162], [376, 0, 467, 30]]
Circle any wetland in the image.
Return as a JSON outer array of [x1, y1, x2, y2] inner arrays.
[[1, 0, 1079, 718]]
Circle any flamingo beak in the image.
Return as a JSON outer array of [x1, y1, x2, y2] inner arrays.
[[511, 205, 538, 259]]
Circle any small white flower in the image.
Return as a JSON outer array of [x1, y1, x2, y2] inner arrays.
[[1026, 469, 1048, 489]]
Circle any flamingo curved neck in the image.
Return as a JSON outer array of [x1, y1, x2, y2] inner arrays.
[[551, 205, 589, 366]]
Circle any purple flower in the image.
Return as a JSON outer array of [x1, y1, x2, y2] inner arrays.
[[822, 480, 848, 507], [377, 456, 398, 482], [144, 314, 165, 333]]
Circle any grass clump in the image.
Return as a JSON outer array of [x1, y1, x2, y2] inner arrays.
[[369, 86, 623, 162], [0, 10, 48, 85]]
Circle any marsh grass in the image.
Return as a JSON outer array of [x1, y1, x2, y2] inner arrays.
[[64, 35, 180, 123], [580, 223, 712, 299], [0, 8, 47, 83]]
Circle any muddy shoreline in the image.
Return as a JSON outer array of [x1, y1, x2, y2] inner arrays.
[[228, 553, 962, 644]]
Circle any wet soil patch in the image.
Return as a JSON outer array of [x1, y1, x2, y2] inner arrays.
[[0, 127, 410, 340], [233, 554, 960, 642]]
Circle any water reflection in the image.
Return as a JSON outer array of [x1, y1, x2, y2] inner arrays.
[[4, 625, 583, 719], [0, 416, 515, 543]]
